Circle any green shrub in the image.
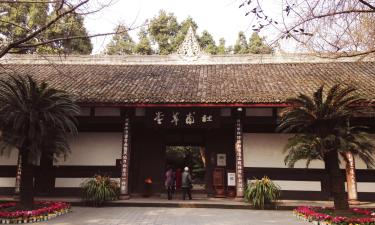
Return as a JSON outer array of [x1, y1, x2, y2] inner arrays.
[[244, 176, 281, 209], [81, 175, 120, 207]]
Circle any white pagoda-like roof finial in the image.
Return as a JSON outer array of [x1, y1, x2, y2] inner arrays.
[[176, 26, 204, 60]]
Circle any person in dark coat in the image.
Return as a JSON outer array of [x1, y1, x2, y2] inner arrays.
[[181, 167, 192, 200], [165, 167, 174, 200]]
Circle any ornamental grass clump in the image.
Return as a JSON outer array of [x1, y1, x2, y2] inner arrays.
[[81, 175, 120, 207], [244, 176, 280, 209]]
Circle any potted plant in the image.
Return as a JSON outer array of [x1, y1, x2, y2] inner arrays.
[[244, 176, 281, 209], [81, 175, 120, 207]]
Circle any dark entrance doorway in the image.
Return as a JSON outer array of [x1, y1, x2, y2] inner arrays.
[[130, 124, 235, 196], [165, 146, 206, 191]]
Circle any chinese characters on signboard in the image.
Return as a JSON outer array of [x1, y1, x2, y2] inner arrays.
[[154, 112, 164, 125], [217, 153, 226, 167], [120, 116, 131, 195], [227, 172, 236, 187], [150, 109, 218, 128], [235, 118, 244, 196]]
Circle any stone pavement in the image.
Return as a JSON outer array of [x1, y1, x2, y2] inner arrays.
[[30, 196, 375, 210], [33, 207, 310, 225]]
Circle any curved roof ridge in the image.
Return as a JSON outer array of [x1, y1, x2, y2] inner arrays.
[[1, 53, 374, 65]]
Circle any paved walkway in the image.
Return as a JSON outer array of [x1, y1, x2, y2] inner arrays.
[[3, 195, 375, 209], [34, 207, 310, 225], [31, 196, 375, 209]]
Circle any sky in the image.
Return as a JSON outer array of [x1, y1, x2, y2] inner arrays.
[[84, 0, 284, 54]]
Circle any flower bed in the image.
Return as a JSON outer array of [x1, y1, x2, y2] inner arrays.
[[293, 206, 375, 225], [0, 202, 70, 224]]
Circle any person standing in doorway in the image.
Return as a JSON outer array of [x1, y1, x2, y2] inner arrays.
[[181, 167, 192, 200], [165, 166, 174, 200]]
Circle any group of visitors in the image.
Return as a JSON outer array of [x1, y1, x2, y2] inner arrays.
[[165, 166, 192, 200]]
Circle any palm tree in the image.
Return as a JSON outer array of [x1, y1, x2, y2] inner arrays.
[[278, 84, 374, 211], [339, 124, 374, 203], [0, 75, 79, 207]]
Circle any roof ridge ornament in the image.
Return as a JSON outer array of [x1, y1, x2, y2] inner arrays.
[[176, 26, 205, 61]]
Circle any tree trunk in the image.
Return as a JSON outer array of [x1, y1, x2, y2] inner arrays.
[[325, 150, 349, 210], [344, 152, 359, 204], [19, 149, 34, 208], [35, 152, 54, 194]]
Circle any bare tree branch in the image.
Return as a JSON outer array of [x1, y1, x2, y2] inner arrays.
[[15, 23, 146, 49], [0, 0, 59, 3], [358, 0, 375, 10], [56, 0, 65, 13], [317, 48, 375, 58], [240, 0, 375, 58], [0, 20, 30, 31]]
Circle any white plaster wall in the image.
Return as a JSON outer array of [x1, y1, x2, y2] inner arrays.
[[351, 134, 375, 169], [55, 132, 122, 166], [344, 182, 375, 193], [274, 180, 321, 191], [248, 179, 321, 191], [0, 178, 15, 187], [338, 155, 374, 169], [55, 178, 121, 188], [55, 178, 87, 187], [357, 182, 375, 192], [0, 149, 18, 165], [94, 107, 121, 117], [246, 108, 273, 117], [243, 133, 324, 168]]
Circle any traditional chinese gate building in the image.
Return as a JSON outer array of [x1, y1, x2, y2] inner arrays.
[[1, 28, 375, 200]]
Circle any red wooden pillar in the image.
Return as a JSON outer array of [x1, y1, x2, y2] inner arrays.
[[345, 152, 359, 204], [120, 114, 131, 199], [235, 117, 245, 198]]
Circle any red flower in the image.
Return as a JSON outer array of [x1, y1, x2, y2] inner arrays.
[[294, 206, 375, 225], [0, 202, 70, 219]]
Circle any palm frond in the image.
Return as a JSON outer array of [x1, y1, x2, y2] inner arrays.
[[0, 74, 79, 163], [278, 83, 374, 170], [283, 134, 323, 168]]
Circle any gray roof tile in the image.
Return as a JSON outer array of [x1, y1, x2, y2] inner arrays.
[[1, 62, 374, 105]]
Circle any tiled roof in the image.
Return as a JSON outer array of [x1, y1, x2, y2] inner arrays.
[[0, 62, 375, 105]]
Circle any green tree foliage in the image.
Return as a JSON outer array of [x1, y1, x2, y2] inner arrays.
[[278, 84, 374, 211], [233, 31, 249, 54], [148, 11, 273, 55], [0, 1, 92, 54], [134, 28, 153, 55], [217, 38, 227, 54], [198, 30, 217, 54], [148, 10, 179, 55], [233, 32, 272, 54], [105, 24, 135, 55], [166, 146, 205, 182], [226, 45, 234, 54], [248, 32, 273, 54], [0, 75, 79, 207], [149, 11, 220, 55]]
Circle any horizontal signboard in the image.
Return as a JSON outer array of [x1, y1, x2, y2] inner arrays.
[[148, 108, 220, 128]]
